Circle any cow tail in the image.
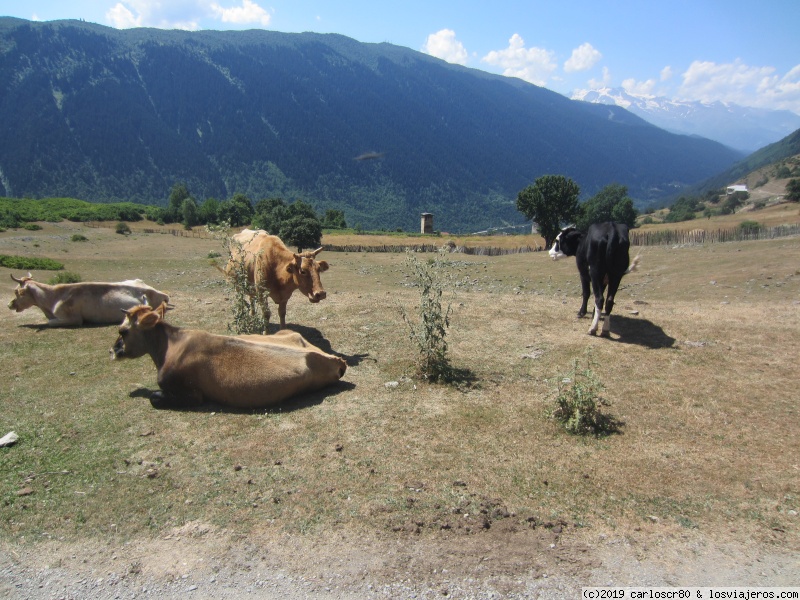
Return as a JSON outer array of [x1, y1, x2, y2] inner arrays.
[[626, 248, 642, 274]]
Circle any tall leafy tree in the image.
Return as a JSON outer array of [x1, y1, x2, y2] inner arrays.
[[199, 197, 220, 224], [181, 197, 199, 229], [279, 215, 322, 252], [220, 192, 254, 227], [252, 198, 288, 232], [167, 182, 191, 223], [322, 209, 347, 229], [786, 178, 800, 202], [516, 175, 580, 248], [577, 183, 638, 230]]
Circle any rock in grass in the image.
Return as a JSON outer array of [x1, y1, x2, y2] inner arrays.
[[0, 431, 19, 447]]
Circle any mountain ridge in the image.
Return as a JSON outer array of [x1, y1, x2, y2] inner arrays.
[[572, 86, 800, 153], [0, 18, 744, 232]]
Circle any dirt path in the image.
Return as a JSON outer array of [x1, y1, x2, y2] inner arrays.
[[2, 524, 797, 598]]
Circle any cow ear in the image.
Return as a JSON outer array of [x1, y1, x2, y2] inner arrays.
[[138, 311, 161, 329], [317, 260, 329, 272]]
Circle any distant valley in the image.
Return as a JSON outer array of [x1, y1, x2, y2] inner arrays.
[[0, 18, 746, 232]]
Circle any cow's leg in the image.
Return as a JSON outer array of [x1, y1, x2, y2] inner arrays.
[[587, 270, 605, 335], [600, 276, 623, 337], [578, 272, 591, 317], [278, 301, 288, 329]]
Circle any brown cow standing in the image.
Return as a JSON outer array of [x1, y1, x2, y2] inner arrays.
[[222, 229, 329, 329], [110, 302, 347, 409], [8, 274, 170, 327]]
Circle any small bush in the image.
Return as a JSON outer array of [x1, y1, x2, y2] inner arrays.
[[207, 222, 271, 334], [71, 234, 88, 242], [48, 272, 82, 284], [738, 220, 761, 235], [115, 222, 132, 235], [398, 249, 455, 382], [22, 223, 43, 231], [0, 255, 64, 271], [549, 358, 619, 436]]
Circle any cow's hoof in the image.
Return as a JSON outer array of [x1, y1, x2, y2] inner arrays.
[[588, 329, 597, 336], [150, 391, 170, 409], [599, 331, 611, 338]]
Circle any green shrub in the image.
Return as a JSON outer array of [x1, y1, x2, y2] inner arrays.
[[22, 223, 42, 231], [549, 357, 618, 436], [398, 249, 455, 382], [738, 220, 761, 234], [0, 255, 64, 271], [48, 272, 82, 284], [115, 222, 132, 235], [71, 234, 89, 242], [207, 222, 271, 335]]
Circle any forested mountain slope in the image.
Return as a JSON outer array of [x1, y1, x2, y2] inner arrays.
[[0, 18, 743, 232]]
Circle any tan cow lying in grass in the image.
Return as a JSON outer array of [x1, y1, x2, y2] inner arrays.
[[110, 302, 347, 409], [8, 273, 170, 327], [222, 229, 329, 329]]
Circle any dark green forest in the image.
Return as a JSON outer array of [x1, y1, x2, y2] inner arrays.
[[0, 18, 745, 233]]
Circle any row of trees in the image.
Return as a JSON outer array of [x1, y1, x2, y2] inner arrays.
[[162, 183, 347, 251], [515, 176, 638, 247]]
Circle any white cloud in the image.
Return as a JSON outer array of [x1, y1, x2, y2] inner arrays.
[[210, 0, 271, 26], [622, 77, 656, 96], [587, 66, 611, 90], [106, 1, 202, 30], [677, 58, 800, 112], [660, 66, 673, 82], [106, 3, 142, 29], [481, 34, 557, 86], [422, 29, 468, 66], [564, 43, 601, 73], [105, 0, 272, 30]]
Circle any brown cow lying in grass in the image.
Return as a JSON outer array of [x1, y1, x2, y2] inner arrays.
[[110, 302, 347, 409], [8, 273, 170, 327]]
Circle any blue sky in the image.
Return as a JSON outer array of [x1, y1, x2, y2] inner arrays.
[[2, 0, 799, 113]]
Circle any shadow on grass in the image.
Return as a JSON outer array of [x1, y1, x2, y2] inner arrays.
[[273, 323, 373, 368], [20, 322, 116, 331], [128, 379, 356, 414], [612, 315, 676, 349], [424, 362, 479, 390], [592, 413, 626, 437]]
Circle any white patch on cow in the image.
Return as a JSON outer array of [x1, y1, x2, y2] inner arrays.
[[548, 233, 567, 260], [600, 312, 612, 337], [588, 303, 602, 335]]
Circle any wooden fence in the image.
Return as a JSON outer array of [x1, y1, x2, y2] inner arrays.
[[84, 221, 800, 253], [629, 224, 800, 246]]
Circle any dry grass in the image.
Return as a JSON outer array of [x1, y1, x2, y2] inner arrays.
[[1, 221, 798, 551]]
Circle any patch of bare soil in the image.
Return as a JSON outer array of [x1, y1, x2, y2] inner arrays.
[[2, 523, 797, 598]]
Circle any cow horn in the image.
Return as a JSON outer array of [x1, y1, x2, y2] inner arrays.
[[10, 273, 29, 283], [312, 247, 323, 257]]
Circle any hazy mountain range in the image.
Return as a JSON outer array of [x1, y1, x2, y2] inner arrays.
[[0, 18, 746, 232], [572, 87, 800, 154]]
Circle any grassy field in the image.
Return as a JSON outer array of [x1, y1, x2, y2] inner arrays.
[[1, 220, 798, 556]]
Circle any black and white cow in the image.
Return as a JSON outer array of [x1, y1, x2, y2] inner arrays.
[[548, 222, 639, 336]]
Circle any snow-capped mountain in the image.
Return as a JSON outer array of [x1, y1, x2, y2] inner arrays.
[[572, 87, 800, 153]]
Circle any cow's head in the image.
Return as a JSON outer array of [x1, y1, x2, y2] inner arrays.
[[111, 301, 169, 360], [8, 273, 35, 312], [548, 227, 583, 260], [288, 248, 329, 303]]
